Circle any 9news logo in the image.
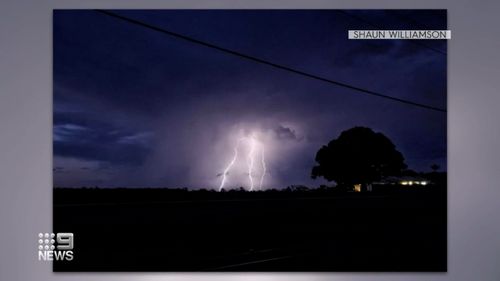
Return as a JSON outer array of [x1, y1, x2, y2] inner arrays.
[[37, 232, 74, 261]]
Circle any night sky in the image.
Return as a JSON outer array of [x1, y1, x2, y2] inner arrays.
[[53, 10, 447, 188]]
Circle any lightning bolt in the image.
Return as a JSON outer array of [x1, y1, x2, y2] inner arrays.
[[218, 135, 267, 191], [218, 139, 241, 191]]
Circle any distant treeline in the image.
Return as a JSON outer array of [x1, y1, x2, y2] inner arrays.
[[54, 175, 446, 205]]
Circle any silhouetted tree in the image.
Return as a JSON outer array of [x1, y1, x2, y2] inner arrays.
[[430, 164, 440, 172], [311, 127, 407, 187]]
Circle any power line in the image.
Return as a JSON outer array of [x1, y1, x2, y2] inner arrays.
[[94, 9, 446, 113]]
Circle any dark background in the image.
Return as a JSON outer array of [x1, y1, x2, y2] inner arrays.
[[54, 186, 446, 271]]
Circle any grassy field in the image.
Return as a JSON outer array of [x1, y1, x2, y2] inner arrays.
[[53, 186, 446, 271]]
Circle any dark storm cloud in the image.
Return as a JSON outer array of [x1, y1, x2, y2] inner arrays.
[[53, 10, 447, 187], [274, 125, 302, 141], [54, 118, 153, 165]]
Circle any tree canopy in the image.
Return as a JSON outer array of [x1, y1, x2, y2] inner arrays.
[[311, 127, 407, 186]]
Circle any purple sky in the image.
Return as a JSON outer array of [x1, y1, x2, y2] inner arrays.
[[53, 10, 447, 188]]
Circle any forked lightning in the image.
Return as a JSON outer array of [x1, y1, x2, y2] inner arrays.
[[219, 135, 266, 191]]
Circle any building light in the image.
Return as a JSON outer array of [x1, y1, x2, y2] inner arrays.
[[354, 184, 361, 192], [421, 181, 428, 186], [400, 181, 408, 185]]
